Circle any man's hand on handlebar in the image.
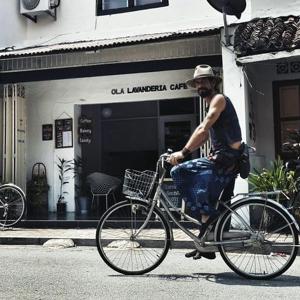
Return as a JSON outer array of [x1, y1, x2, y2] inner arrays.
[[167, 151, 185, 166]]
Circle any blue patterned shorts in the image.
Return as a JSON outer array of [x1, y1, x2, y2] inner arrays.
[[170, 157, 236, 217]]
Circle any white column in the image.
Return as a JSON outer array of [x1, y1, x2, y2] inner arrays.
[[222, 43, 249, 194]]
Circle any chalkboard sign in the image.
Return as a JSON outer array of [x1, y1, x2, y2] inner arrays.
[[162, 179, 183, 208], [42, 124, 53, 141], [55, 118, 73, 148]]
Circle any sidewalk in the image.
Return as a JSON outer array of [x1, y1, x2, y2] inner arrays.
[[0, 227, 195, 248], [0, 228, 299, 254]]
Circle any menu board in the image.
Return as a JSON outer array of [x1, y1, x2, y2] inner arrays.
[[161, 179, 182, 208], [42, 124, 53, 141], [78, 116, 92, 144], [55, 118, 73, 148]]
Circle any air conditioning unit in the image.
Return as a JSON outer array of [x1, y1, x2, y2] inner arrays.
[[20, 0, 59, 16]]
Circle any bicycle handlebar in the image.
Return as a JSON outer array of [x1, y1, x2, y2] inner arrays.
[[158, 149, 173, 170]]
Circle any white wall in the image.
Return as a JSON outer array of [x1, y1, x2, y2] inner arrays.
[[0, 0, 27, 48], [25, 69, 197, 211], [222, 46, 300, 192], [222, 44, 249, 194], [1, 0, 252, 49], [245, 60, 300, 168], [10, 0, 299, 51], [251, 0, 300, 18]]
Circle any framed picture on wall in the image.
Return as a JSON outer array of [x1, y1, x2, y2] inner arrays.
[[55, 118, 73, 148], [42, 124, 53, 141]]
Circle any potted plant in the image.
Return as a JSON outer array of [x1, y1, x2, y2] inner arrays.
[[283, 128, 300, 222], [56, 157, 74, 216], [73, 156, 89, 214], [248, 157, 298, 205], [248, 157, 298, 229]]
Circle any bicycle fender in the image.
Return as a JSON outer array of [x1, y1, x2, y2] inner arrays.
[[0, 183, 26, 200], [231, 196, 300, 232]]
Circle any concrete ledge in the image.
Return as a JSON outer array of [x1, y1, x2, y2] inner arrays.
[[0, 237, 195, 248]]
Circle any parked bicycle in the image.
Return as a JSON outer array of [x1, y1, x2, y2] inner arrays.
[[96, 151, 300, 280], [0, 183, 26, 228]]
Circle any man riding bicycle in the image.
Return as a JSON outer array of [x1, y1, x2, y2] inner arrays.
[[168, 64, 244, 260]]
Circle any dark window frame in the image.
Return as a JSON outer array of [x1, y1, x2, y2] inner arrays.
[[273, 79, 300, 160], [97, 0, 169, 15]]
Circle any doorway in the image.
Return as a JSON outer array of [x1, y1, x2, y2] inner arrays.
[[79, 97, 199, 216]]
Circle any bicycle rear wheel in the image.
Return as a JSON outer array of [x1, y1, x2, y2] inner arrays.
[[0, 185, 26, 227], [216, 198, 299, 280], [96, 199, 171, 275]]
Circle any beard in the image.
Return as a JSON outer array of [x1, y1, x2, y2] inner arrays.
[[197, 88, 212, 98]]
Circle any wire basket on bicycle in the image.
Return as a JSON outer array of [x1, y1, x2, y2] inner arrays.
[[122, 169, 157, 199]]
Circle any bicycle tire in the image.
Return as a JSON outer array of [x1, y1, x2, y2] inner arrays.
[[0, 185, 26, 227], [96, 199, 171, 275], [216, 198, 299, 280]]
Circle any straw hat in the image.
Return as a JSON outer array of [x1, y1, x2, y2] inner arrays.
[[186, 65, 222, 88]]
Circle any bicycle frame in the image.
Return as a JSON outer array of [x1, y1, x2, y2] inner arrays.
[[131, 154, 300, 251]]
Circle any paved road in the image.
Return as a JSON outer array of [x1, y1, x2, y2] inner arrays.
[[0, 245, 299, 300]]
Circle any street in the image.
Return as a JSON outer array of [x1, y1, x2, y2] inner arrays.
[[0, 245, 299, 300]]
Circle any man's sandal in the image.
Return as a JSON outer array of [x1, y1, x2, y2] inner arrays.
[[185, 213, 219, 260], [185, 249, 216, 260]]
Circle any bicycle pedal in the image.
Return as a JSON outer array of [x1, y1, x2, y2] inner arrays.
[[194, 243, 218, 253]]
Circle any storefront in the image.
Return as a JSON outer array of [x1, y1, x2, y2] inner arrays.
[[0, 32, 223, 221]]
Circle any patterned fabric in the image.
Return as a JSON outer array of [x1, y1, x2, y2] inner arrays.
[[170, 157, 237, 218]]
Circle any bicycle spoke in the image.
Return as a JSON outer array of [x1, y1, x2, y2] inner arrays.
[[218, 200, 298, 279], [0, 186, 25, 227], [96, 201, 169, 274]]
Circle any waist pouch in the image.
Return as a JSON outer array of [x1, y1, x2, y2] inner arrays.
[[210, 144, 251, 178], [238, 143, 250, 179], [209, 149, 239, 170]]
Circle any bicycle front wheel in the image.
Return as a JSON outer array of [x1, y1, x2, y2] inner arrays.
[[96, 199, 171, 275], [217, 198, 299, 280], [0, 185, 26, 227]]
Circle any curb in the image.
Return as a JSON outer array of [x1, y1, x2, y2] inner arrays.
[[0, 237, 195, 248], [0, 237, 96, 247], [0, 237, 299, 254]]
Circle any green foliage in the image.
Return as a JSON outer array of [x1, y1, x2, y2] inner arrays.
[[248, 157, 297, 200], [73, 156, 87, 196], [56, 157, 74, 203]]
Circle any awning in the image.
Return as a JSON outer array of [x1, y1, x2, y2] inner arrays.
[[0, 27, 219, 58]]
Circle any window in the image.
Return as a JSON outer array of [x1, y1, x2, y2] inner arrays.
[[102, 0, 127, 10], [81, 98, 198, 178], [274, 81, 300, 159], [98, 0, 168, 15]]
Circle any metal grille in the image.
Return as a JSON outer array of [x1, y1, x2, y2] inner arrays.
[[22, 0, 40, 10], [123, 169, 157, 199]]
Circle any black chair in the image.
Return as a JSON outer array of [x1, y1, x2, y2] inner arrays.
[[86, 172, 122, 210]]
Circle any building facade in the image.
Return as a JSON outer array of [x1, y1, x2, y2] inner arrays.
[[1, 0, 299, 219], [223, 0, 300, 193]]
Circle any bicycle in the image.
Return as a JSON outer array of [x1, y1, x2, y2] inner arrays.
[[0, 183, 26, 228], [96, 151, 300, 280]]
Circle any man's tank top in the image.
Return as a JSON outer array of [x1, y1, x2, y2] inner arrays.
[[208, 96, 242, 151]]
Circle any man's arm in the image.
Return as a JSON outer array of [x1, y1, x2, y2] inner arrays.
[[185, 94, 226, 151], [168, 94, 226, 165]]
